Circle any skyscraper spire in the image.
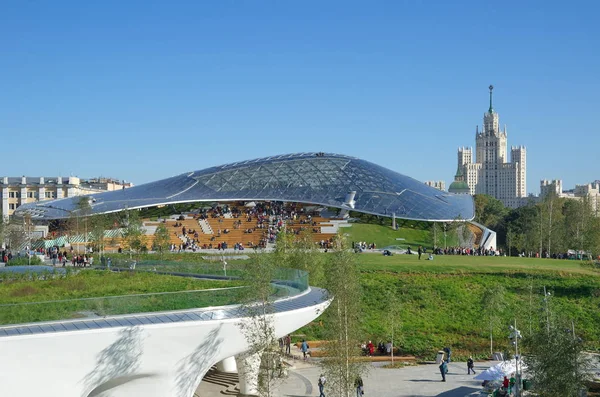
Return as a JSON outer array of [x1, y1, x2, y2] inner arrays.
[[488, 84, 494, 113]]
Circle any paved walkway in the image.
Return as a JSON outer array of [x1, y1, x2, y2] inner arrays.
[[274, 360, 495, 397], [196, 359, 497, 396]]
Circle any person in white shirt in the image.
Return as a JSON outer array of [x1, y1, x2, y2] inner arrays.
[[318, 374, 326, 397]]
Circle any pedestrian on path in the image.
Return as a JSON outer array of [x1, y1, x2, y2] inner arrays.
[[354, 376, 364, 396], [318, 374, 326, 397], [301, 339, 309, 360], [439, 360, 448, 382], [467, 356, 476, 374]]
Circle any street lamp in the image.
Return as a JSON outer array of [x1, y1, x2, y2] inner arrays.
[[24, 215, 31, 266], [443, 223, 447, 249], [509, 321, 522, 397]]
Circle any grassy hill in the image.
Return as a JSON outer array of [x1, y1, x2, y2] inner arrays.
[[299, 228, 600, 360], [356, 252, 597, 275], [93, 223, 600, 361], [344, 222, 459, 249]]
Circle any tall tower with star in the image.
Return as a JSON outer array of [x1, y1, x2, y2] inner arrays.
[[453, 86, 527, 208]]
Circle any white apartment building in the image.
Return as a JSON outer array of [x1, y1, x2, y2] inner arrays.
[[540, 179, 600, 216], [455, 86, 527, 208], [1, 176, 132, 218], [424, 180, 446, 191]]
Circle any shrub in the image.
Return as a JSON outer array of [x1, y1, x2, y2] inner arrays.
[[6, 256, 43, 267]]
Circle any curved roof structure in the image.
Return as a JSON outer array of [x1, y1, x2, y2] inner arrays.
[[15, 152, 474, 221]]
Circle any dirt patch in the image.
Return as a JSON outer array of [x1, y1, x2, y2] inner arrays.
[[10, 286, 40, 297]]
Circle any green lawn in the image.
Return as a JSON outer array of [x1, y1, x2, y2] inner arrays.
[[356, 253, 598, 275], [0, 270, 239, 304], [0, 270, 243, 325], [300, 251, 600, 360], [344, 223, 458, 249]]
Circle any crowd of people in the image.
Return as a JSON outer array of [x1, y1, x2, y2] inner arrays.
[[360, 340, 394, 356], [431, 246, 502, 256], [353, 241, 377, 252]]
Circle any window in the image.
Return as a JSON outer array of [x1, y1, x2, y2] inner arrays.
[[45, 191, 55, 199], [9, 191, 15, 198], [27, 191, 34, 198], [9, 203, 15, 210]]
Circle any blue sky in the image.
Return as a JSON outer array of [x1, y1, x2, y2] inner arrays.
[[1, 1, 599, 193]]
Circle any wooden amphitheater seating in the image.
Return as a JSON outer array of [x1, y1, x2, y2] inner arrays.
[[205, 216, 264, 247], [283, 215, 338, 244], [467, 223, 484, 247]]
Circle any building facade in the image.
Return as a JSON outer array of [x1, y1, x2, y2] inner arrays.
[[1, 176, 132, 218], [540, 179, 600, 216], [424, 180, 446, 191], [456, 86, 527, 208]]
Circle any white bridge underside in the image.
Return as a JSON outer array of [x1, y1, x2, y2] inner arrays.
[[0, 287, 330, 397]]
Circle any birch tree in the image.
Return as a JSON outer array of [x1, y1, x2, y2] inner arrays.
[[238, 253, 286, 397], [524, 292, 592, 397], [481, 285, 506, 357], [320, 234, 367, 397], [153, 223, 170, 258], [385, 290, 403, 365]]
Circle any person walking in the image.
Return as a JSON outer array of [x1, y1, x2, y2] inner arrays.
[[418, 245, 422, 260], [285, 334, 291, 355], [300, 339, 309, 360], [467, 356, 476, 374], [318, 374, 326, 397], [439, 360, 448, 382], [443, 346, 452, 363], [354, 376, 364, 396]]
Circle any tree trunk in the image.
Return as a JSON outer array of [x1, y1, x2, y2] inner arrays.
[[391, 327, 394, 365], [490, 322, 493, 357], [344, 290, 350, 397]]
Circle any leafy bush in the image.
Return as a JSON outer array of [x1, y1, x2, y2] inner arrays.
[[6, 256, 43, 267]]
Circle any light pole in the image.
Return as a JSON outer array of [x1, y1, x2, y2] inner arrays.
[[443, 223, 447, 249], [509, 321, 522, 397], [24, 215, 31, 266], [543, 286, 551, 335]]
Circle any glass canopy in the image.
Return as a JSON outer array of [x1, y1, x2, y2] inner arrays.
[[15, 153, 474, 221]]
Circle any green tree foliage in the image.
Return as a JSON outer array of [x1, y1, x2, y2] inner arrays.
[[431, 222, 441, 248], [474, 195, 508, 229], [65, 196, 93, 253], [153, 223, 171, 257], [562, 198, 600, 256], [89, 214, 114, 260], [238, 253, 285, 397], [320, 234, 368, 397], [503, 195, 600, 257], [0, 211, 7, 247], [272, 229, 324, 285], [384, 289, 403, 364], [480, 285, 506, 356], [504, 204, 540, 254], [121, 209, 145, 259], [524, 292, 593, 397], [6, 216, 27, 250]]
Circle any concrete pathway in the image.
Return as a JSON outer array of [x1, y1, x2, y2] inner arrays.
[[274, 360, 496, 397]]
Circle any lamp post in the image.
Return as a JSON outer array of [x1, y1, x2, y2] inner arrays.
[[24, 215, 31, 266], [443, 223, 447, 249], [509, 321, 522, 397]]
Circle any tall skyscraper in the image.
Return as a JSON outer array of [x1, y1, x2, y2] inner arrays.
[[449, 86, 527, 208]]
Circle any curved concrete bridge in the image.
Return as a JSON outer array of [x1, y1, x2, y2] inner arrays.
[[0, 280, 329, 397]]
